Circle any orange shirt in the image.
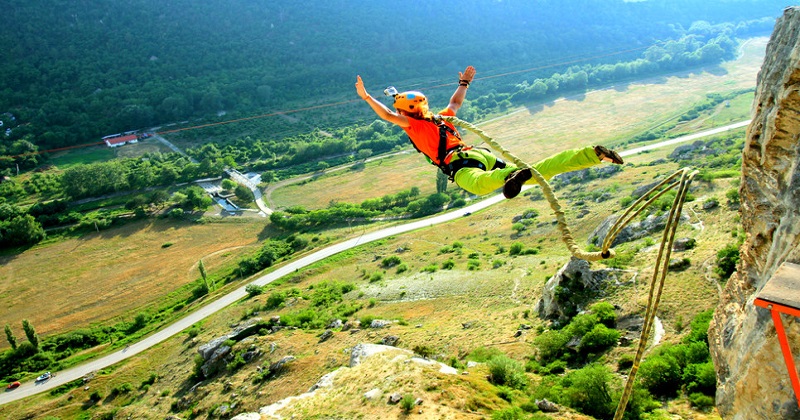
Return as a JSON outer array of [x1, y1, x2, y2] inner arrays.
[[401, 108, 465, 165]]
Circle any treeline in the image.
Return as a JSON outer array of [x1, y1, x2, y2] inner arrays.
[[268, 187, 465, 232]]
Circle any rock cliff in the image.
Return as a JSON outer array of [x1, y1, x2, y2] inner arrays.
[[709, 6, 800, 419]]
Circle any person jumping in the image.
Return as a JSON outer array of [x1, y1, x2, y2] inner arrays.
[[354, 66, 623, 199]]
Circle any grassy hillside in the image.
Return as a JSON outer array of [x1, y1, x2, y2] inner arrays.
[[0, 38, 764, 420]]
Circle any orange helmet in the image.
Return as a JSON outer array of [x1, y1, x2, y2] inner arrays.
[[393, 91, 429, 114]]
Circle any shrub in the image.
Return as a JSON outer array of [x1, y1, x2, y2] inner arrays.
[[579, 324, 620, 355], [441, 259, 455, 270], [683, 361, 716, 395], [684, 309, 714, 345], [689, 392, 715, 409], [413, 344, 436, 359], [89, 390, 103, 402], [369, 271, 383, 282], [714, 243, 740, 280], [534, 329, 570, 364], [561, 364, 614, 419], [590, 302, 617, 327], [637, 353, 682, 396], [396, 263, 408, 274], [487, 355, 529, 390], [245, 284, 264, 297], [509, 242, 525, 256], [264, 291, 286, 310], [400, 394, 416, 413], [467, 346, 505, 363], [381, 255, 402, 268], [495, 385, 514, 402], [491, 407, 526, 420]]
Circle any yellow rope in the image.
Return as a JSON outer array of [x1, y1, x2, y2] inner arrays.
[[612, 168, 698, 419], [442, 116, 613, 261], [441, 116, 698, 418]]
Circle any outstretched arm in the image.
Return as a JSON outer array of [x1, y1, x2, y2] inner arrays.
[[446, 65, 476, 113], [355, 75, 410, 127]]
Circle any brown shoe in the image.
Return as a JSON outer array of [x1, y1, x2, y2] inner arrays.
[[503, 168, 532, 199], [594, 145, 624, 164]]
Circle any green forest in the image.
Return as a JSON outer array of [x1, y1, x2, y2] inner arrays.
[[0, 0, 788, 249]]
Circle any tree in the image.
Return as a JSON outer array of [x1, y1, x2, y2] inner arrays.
[[198, 259, 214, 292], [234, 184, 253, 201], [436, 171, 448, 194], [1, 214, 45, 247], [4, 324, 17, 350], [22, 319, 38, 349], [562, 364, 614, 419], [221, 178, 236, 191]]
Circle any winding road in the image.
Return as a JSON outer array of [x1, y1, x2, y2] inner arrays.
[[0, 120, 750, 406]]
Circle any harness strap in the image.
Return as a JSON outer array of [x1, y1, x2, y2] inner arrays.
[[433, 115, 461, 166]]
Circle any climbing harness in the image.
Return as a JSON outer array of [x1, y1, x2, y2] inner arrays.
[[441, 115, 697, 418]]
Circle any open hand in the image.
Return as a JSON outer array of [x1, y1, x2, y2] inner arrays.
[[459, 66, 476, 83], [355, 75, 369, 99]]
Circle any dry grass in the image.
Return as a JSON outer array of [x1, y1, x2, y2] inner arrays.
[[0, 218, 266, 338]]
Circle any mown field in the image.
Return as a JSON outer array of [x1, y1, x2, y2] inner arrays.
[[0, 37, 765, 420]]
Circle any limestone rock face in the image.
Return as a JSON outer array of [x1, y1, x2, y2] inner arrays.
[[708, 7, 800, 419]]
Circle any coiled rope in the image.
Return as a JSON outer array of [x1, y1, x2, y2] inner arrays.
[[442, 115, 698, 418]]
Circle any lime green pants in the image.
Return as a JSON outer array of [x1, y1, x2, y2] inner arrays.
[[452, 146, 600, 196]]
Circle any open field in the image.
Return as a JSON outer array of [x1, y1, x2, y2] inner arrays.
[[0, 218, 268, 338]]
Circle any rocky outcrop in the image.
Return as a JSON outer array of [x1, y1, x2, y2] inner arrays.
[[708, 7, 800, 420], [536, 257, 619, 324]]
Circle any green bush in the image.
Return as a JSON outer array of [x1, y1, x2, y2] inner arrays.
[[683, 362, 716, 395], [533, 329, 570, 364], [684, 309, 714, 345], [714, 243, 740, 280], [400, 394, 416, 413], [689, 392, 715, 409], [590, 302, 617, 327], [381, 255, 402, 268], [467, 346, 505, 363], [509, 242, 525, 256], [412, 344, 436, 359], [637, 353, 682, 396], [579, 324, 620, 355], [245, 284, 264, 297], [441, 259, 455, 270], [491, 407, 526, 420], [495, 385, 514, 402], [561, 364, 615, 419], [487, 355, 529, 390]]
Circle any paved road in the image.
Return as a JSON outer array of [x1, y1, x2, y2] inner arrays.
[[0, 120, 750, 406]]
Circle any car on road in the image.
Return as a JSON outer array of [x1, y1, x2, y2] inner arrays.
[[35, 372, 51, 382], [6, 381, 20, 390]]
